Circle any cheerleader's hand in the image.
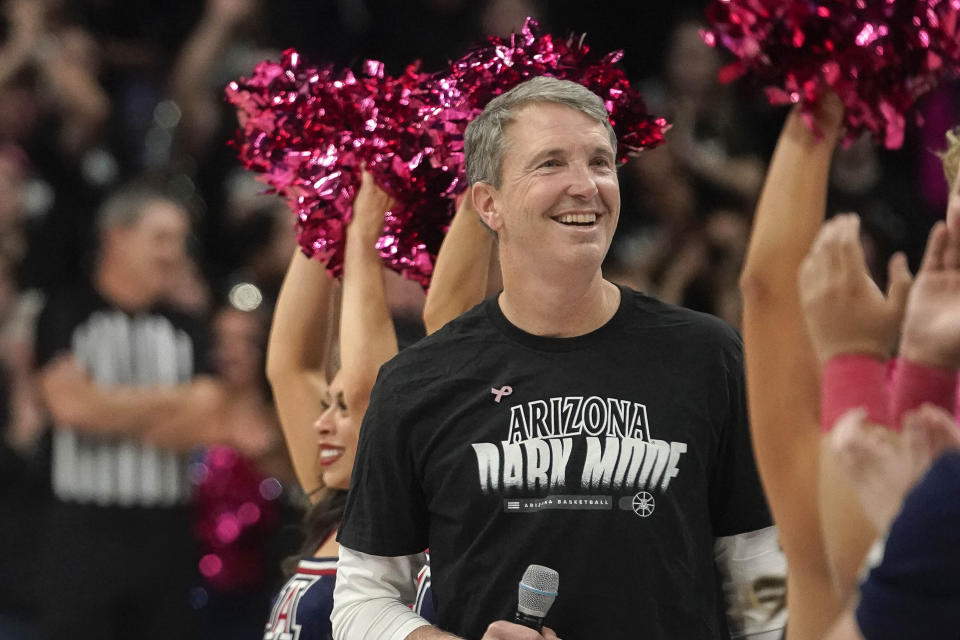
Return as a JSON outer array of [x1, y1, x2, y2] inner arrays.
[[349, 168, 395, 243]]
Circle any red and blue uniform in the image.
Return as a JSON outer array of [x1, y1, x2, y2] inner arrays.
[[265, 555, 434, 639]]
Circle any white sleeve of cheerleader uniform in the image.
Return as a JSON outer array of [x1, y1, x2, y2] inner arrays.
[[331, 545, 432, 640], [714, 525, 788, 639]]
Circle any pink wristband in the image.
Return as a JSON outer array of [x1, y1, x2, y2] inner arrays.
[[821, 354, 889, 432], [889, 358, 957, 431]]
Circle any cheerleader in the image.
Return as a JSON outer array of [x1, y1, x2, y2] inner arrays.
[[263, 170, 434, 638]]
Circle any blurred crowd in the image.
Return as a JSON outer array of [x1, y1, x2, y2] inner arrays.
[[0, 0, 956, 638]]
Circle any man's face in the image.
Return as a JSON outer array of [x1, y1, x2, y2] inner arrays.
[[476, 103, 620, 271], [109, 200, 189, 301]]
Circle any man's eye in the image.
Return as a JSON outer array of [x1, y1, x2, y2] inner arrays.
[[538, 159, 560, 168]]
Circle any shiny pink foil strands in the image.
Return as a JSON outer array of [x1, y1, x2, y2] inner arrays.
[[226, 18, 668, 286], [227, 51, 455, 286], [438, 18, 669, 164], [705, 0, 960, 148]]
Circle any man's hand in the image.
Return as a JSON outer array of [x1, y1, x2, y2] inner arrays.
[[899, 221, 960, 368], [39, 355, 96, 425], [798, 214, 912, 363], [481, 622, 561, 640], [141, 376, 231, 449]]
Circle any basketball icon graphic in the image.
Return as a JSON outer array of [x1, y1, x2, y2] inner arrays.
[[632, 492, 655, 517]]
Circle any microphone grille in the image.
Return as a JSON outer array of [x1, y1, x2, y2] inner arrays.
[[517, 564, 559, 617]]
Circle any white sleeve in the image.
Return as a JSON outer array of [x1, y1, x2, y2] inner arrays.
[[331, 545, 434, 640], [714, 525, 788, 639]]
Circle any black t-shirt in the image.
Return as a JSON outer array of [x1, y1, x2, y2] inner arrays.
[[339, 286, 771, 640]]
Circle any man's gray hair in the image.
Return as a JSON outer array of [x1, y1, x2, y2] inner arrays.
[[464, 76, 617, 187], [95, 182, 184, 236]]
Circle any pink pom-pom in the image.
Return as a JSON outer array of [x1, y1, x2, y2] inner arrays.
[[227, 51, 458, 286], [437, 18, 669, 163], [705, 0, 960, 148], [226, 18, 669, 287], [191, 446, 279, 592]]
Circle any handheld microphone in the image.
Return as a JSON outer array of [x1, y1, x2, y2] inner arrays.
[[515, 564, 559, 632]]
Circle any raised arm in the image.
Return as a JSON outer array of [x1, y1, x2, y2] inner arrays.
[[338, 171, 399, 417], [0, 1, 109, 155], [34, 25, 111, 155], [738, 96, 846, 640], [741, 100, 844, 292], [422, 191, 495, 335], [266, 248, 337, 495], [168, 0, 257, 156], [0, 0, 41, 86]]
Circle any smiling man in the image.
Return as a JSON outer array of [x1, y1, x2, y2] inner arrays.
[[331, 77, 781, 640]]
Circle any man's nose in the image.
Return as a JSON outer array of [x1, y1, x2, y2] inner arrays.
[[566, 162, 600, 199]]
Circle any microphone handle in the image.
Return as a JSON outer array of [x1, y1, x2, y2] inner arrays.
[[514, 610, 544, 631]]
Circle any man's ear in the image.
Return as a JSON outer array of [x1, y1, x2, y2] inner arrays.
[[472, 182, 503, 232]]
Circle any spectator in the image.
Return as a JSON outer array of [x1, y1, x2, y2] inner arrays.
[[34, 181, 238, 640], [631, 17, 768, 228], [0, 0, 114, 290], [0, 252, 46, 640], [194, 298, 294, 640]]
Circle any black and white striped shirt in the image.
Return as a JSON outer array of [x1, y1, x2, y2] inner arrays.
[[36, 286, 207, 507]]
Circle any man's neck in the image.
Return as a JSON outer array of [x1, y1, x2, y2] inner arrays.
[[94, 260, 154, 313], [498, 264, 620, 338]]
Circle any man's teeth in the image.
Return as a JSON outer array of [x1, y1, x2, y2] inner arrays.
[[556, 213, 597, 225], [320, 449, 342, 459]]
